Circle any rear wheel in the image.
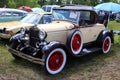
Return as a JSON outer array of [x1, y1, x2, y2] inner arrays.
[[102, 36, 111, 53], [67, 30, 83, 55], [45, 48, 66, 75]]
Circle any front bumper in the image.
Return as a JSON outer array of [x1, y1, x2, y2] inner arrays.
[[8, 48, 45, 65], [0, 33, 12, 39]]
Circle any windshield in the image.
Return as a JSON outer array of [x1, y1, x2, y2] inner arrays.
[[20, 13, 41, 24], [46, 7, 52, 12], [53, 10, 79, 23]]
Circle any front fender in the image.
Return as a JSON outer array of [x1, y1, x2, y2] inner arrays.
[[42, 41, 70, 55], [10, 33, 22, 42]]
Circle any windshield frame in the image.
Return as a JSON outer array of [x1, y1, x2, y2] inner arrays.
[[20, 13, 42, 24], [53, 9, 80, 23]]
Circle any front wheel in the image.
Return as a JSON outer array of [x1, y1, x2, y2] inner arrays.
[[101, 36, 111, 54], [45, 48, 67, 75]]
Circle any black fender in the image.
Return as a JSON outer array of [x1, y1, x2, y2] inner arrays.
[[10, 33, 22, 42], [96, 30, 114, 46], [42, 41, 70, 55]]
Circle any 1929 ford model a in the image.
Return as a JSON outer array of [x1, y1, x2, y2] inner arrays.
[[8, 5, 114, 75]]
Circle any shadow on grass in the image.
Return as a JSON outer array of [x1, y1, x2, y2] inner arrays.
[[9, 46, 117, 80], [0, 38, 10, 46]]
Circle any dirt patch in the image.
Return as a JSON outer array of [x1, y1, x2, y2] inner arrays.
[[0, 76, 16, 80], [99, 58, 120, 80], [66, 58, 120, 80]]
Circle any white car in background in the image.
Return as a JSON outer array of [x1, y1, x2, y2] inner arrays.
[[42, 5, 60, 12], [0, 8, 27, 22]]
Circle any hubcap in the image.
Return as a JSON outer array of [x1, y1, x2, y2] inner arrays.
[[72, 34, 81, 52], [103, 38, 110, 52], [48, 51, 64, 71]]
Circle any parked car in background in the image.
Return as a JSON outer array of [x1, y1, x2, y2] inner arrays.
[[115, 12, 120, 22], [0, 12, 53, 39], [18, 6, 32, 12], [0, 11, 65, 39], [32, 7, 44, 13], [9, 5, 113, 75], [42, 5, 60, 12], [0, 8, 27, 22]]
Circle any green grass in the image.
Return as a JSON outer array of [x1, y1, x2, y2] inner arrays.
[[108, 21, 120, 44], [108, 20, 120, 30], [0, 21, 120, 80]]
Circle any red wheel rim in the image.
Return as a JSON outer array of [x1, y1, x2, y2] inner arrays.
[[103, 38, 110, 51], [72, 34, 81, 52], [48, 51, 64, 71]]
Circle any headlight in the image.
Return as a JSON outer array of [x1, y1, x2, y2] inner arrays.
[[5, 30, 13, 34], [38, 28, 47, 41], [3, 28, 13, 34], [20, 27, 26, 35]]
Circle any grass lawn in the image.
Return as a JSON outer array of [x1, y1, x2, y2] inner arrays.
[[0, 21, 120, 80], [108, 20, 120, 30], [108, 21, 120, 44]]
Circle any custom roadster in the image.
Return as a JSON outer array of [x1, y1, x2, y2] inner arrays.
[[8, 5, 114, 75]]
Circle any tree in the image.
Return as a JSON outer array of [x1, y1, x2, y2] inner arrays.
[[110, 0, 118, 3], [87, 0, 99, 6], [0, 0, 8, 8], [38, 0, 47, 6], [56, 0, 62, 5], [14, 0, 40, 8], [69, 0, 99, 6], [2, 0, 120, 9], [14, 0, 26, 7], [8, 0, 16, 8], [26, 0, 40, 7], [102, 0, 110, 2]]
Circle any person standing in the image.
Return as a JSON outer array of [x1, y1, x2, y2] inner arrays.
[[102, 11, 109, 27]]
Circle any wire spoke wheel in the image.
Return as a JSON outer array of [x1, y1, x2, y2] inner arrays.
[[102, 36, 111, 53], [72, 34, 81, 52], [45, 48, 66, 74], [70, 30, 83, 55]]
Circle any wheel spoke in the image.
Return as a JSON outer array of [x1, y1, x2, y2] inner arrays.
[[48, 51, 64, 71], [46, 48, 66, 74], [102, 36, 111, 53], [104, 38, 110, 51]]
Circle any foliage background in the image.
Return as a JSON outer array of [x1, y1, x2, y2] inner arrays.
[[0, 0, 119, 8]]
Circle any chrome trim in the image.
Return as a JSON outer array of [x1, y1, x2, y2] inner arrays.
[[8, 48, 45, 65]]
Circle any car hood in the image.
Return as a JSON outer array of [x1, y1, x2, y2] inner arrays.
[[37, 21, 75, 32], [0, 21, 34, 30]]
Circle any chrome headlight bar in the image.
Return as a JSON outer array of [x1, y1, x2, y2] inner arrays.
[[38, 27, 47, 41], [20, 27, 26, 35]]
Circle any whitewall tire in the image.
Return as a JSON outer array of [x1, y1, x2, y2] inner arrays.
[[67, 30, 83, 55], [45, 48, 66, 74], [102, 36, 111, 53]]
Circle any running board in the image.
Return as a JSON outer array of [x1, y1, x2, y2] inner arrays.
[[81, 47, 101, 55]]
